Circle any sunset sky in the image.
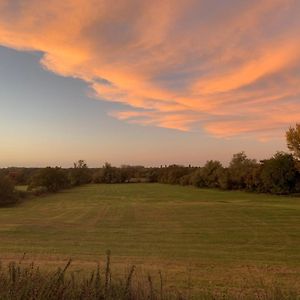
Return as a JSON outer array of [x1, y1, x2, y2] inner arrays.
[[1, 0, 299, 167]]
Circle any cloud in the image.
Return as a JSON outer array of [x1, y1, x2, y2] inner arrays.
[[0, 0, 300, 138]]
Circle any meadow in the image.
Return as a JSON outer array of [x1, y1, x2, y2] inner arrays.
[[1, 183, 300, 294]]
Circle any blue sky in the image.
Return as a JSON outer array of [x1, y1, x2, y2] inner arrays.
[[0, 46, 285, 167]]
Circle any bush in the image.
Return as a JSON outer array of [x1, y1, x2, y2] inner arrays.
[[228, 152, 258, 190], [29, 167, 70, 193], [93, 163, 128, 184], [189, 168, 204, 187], [200, 160, 223, 188], [260, 152, 299, 194], [218, 168, 231, 190], [69, 160, 91, 186], [0, 175, 17, 206], [179, 173, 192, 186]]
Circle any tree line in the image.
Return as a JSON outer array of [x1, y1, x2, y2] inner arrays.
[[1, 124, 300, 205]]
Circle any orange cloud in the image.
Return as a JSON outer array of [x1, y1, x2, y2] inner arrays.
[[0, 0, 300, 138]]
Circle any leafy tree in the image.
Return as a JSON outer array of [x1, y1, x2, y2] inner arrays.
[[29, 167, 69, 193], [189, 168, 204, 187], [260, 152, 298, 194], [103, 162, 116, 183], [0, 175, 17, 205], [69, 160, 91, 186], [179, 173, 193, 186], [244, 164, 264, 192], [156, 165, 192, 185], [218, 168, 231, 190], [286, 124, 300, 159], [228, 152, 257, 190], [146, 168, 160, 183], [94, 163, 116, 183], [200, 160, 223, 188]]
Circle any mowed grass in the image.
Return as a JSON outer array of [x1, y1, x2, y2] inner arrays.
[[1, 183, 300, 288]]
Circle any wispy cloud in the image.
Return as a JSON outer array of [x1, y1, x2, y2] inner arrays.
[[0, 0, 299, 138]]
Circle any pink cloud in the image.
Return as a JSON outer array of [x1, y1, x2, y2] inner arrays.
[[0, 0, 300, 138]]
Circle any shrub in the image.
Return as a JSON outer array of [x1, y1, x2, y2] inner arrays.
[[69, 160, 91, 186], [189, 168, 203, 187], [93, 163, 127, 184], [228, 152, 258, 190], [218, 168, 231, 190], [200, 160, 224, 188], [29, 167, 70, 193], [260, 152, 299, 194], [0, 175, 17, 206]]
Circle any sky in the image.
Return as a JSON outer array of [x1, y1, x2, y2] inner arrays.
[[0, 0, 298, 167]]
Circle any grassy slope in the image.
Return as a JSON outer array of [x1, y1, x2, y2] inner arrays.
[[1, 184, 300, 288]]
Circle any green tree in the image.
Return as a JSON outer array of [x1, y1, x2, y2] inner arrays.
[[162, 165, 190, 185], [228, 152, 257, 190], [29, 167, 69, 193], [93, 163, 119, 183], [189, 168, 204, 187], [69, 160, 91, 186], [286, 123, 300, 159], [260, 152, 298, 194], [218, 168, 231, 190], [200, 160, 224, 188], [0, 175, 16, 205]]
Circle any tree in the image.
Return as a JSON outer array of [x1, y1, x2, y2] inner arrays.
[[228, 152, 257, 190], [189, 168, 204, 187], [218, 168, 231, 190], [93, 163, 118, 183], [200, 160, 224, 188], [161, 165, 190, 185], [0, 175, 16, 205], [260, 152, 298, 194], [29, 167, 69, 193], [69, 160, 91, 186], [286, 124, 300, 159]]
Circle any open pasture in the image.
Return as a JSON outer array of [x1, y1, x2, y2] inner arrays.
[[0, 184, 300, 288]]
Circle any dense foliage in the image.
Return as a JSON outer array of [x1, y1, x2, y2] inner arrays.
[[69, 160, 91, 186], [260, 152, 299, 194], [286, 124, 300, 159], [2, 150, 300, 196], [29, 167, 70, 193], [0, 175, 17, 205]]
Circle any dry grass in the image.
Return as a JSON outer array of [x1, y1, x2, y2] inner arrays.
[[0, 253, 299, 299]]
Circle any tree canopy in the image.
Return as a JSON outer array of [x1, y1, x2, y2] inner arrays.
[[0, 175, 16, 205], [286, 124, 300, 159]]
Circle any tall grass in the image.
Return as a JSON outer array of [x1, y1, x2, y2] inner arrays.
[[0, 252, 298, 299]]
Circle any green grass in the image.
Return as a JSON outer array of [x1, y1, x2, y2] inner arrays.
[[1, 184, 300, 289]]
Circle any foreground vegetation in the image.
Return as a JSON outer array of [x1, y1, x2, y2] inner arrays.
[[1, 253, 299, 300]]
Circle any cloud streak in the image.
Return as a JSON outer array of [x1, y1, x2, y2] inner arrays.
[[0, 0, 300, 138]]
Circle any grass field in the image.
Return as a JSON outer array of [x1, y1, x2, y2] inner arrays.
[[1, 183, 300, 290]]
